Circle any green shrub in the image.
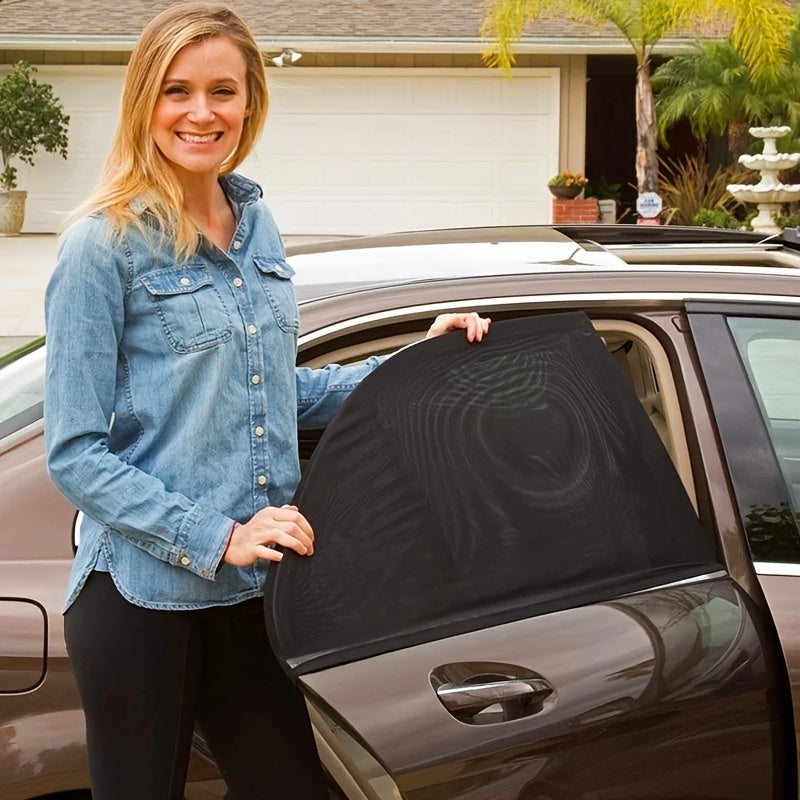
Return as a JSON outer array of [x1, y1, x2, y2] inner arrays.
[[658, 153, 750, 226], [693, 207, 741, 228], [585, 175, 622, 200], [775, 207, 800, 228]]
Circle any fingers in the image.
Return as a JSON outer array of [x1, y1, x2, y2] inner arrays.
[[255, 505, 315, 554], [462, 312, 491, 342], [425, 312, 492, 342], [222, 505, 315, 567]]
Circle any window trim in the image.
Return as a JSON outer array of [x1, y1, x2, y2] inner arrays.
[[0, 401, 44, 441]]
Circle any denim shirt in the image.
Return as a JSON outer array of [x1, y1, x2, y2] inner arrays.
[[45, 173, 382, 611]]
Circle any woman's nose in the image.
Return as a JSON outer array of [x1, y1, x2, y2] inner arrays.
[[187, 95, 214, 122]]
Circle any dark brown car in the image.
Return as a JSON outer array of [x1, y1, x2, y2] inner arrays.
[[2, 224, 800, 799]]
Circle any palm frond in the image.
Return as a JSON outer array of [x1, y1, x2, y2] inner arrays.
[[726, 0, 793, 81]]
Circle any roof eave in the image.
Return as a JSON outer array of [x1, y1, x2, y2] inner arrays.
[[0, 34, 697, 56]]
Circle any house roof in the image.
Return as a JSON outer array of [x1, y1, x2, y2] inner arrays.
[[0, 0, 719, 54]]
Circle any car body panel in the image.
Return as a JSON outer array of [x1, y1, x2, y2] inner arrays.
[[760, 574, 800, 772], [300, 579, 784, 800]]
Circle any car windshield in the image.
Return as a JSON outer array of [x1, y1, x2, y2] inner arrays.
[[0, 341, 46, 438]]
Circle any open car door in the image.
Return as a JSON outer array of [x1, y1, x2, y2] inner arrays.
[[265, 312, 791, 800]]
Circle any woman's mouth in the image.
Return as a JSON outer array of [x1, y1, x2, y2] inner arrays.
[[177, 132, 222, 143]]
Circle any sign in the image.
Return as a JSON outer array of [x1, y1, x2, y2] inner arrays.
[[636, 192, 663, 219]]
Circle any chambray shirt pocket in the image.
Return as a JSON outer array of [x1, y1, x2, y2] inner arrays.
[[140, 265, 233, 353], [252, 256, 300, 333]]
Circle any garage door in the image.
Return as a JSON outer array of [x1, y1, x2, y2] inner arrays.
[[247, 68, 560, 235], [17, 66, 559, 235]]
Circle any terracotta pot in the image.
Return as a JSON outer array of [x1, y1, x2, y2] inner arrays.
[[548, 185, 582, 199], [0, 190, 27, 235]]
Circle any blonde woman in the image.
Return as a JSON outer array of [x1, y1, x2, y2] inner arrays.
[[44, 4, 489, 799]]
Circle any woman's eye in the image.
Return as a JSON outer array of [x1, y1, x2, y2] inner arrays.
[[164, 85, 188, 96], [214, 87, 235, 96]]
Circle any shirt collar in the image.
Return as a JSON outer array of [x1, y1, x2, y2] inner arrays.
[[219, 172, 263, 205], [128, 172, 263, 217]]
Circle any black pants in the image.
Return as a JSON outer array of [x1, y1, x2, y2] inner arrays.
[[64, 571, 329, 800]]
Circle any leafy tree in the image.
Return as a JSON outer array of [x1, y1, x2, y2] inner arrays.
[[0, 61, 70, 191], [481, 0, 792, 197], [653, 10, 800, 159]]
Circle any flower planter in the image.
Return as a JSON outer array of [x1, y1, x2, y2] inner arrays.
[[0, 191, 27, 236], [548, 185, 582, 199], [597, 198, 617, 224]]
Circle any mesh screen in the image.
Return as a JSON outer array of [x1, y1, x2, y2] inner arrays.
[[265, 312, 720, 676]]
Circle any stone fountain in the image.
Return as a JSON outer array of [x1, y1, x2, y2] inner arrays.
[[727, 126, 800, 234]]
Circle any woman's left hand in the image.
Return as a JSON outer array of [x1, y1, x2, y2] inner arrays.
[[425, 312, 491, 343]]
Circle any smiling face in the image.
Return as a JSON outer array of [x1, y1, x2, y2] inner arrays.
[[151, 35, 249, 187]]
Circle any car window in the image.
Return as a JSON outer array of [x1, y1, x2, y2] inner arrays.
[[728, 317, 800, 521], [299, 315, 696, 508], [0, 342, 46, 439]]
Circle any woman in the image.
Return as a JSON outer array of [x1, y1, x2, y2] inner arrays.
[[44, 4, 489, 799]]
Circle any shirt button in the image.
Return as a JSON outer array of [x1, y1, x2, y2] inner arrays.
[[247, 324, 258, 335], [251, 374, 261, 385], [257, 475, 267, 486], [233, 240, 242, 250], [255, 426, 264, 436], [233, 277, 243, 288], [180, 555, 191, 566], [179, 277, 190, 286]]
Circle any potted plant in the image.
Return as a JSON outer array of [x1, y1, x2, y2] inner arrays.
[[547, 171, 589, 199], [0, 61, 70, 235], [585, 176, 622, 223]]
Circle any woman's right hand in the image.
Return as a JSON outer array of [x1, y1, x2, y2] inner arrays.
[[222, 505, 315, 566]]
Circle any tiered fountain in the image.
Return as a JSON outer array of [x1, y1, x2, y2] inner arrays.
[[727, 126, 800, 234]]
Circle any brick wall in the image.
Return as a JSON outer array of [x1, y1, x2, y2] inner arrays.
[[551, 197, 599, 224]]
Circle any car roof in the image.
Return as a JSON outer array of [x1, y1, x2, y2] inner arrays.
[[288, 224, 800, 302]]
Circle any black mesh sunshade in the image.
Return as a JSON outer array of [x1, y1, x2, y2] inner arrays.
[[265, 312, 720, 676]]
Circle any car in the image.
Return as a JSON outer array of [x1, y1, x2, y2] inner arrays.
[[2, 223, 800, 799]]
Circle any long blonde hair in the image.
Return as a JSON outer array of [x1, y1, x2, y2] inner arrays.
[[71, 2, 268, 256]]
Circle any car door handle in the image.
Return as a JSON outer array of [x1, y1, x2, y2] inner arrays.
[[436, 677, 554, 723]]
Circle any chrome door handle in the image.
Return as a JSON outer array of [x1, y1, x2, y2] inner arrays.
[[436, 677, 553, 723]]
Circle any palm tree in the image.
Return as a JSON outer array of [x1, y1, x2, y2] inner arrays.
[[653, 13, 800, 160], [481, 0, 792, 197], [653, 41, 757, 159]]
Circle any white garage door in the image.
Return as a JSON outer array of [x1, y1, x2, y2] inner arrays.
[[248, 68, 560, 235], [16, 66, 559, 236]]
